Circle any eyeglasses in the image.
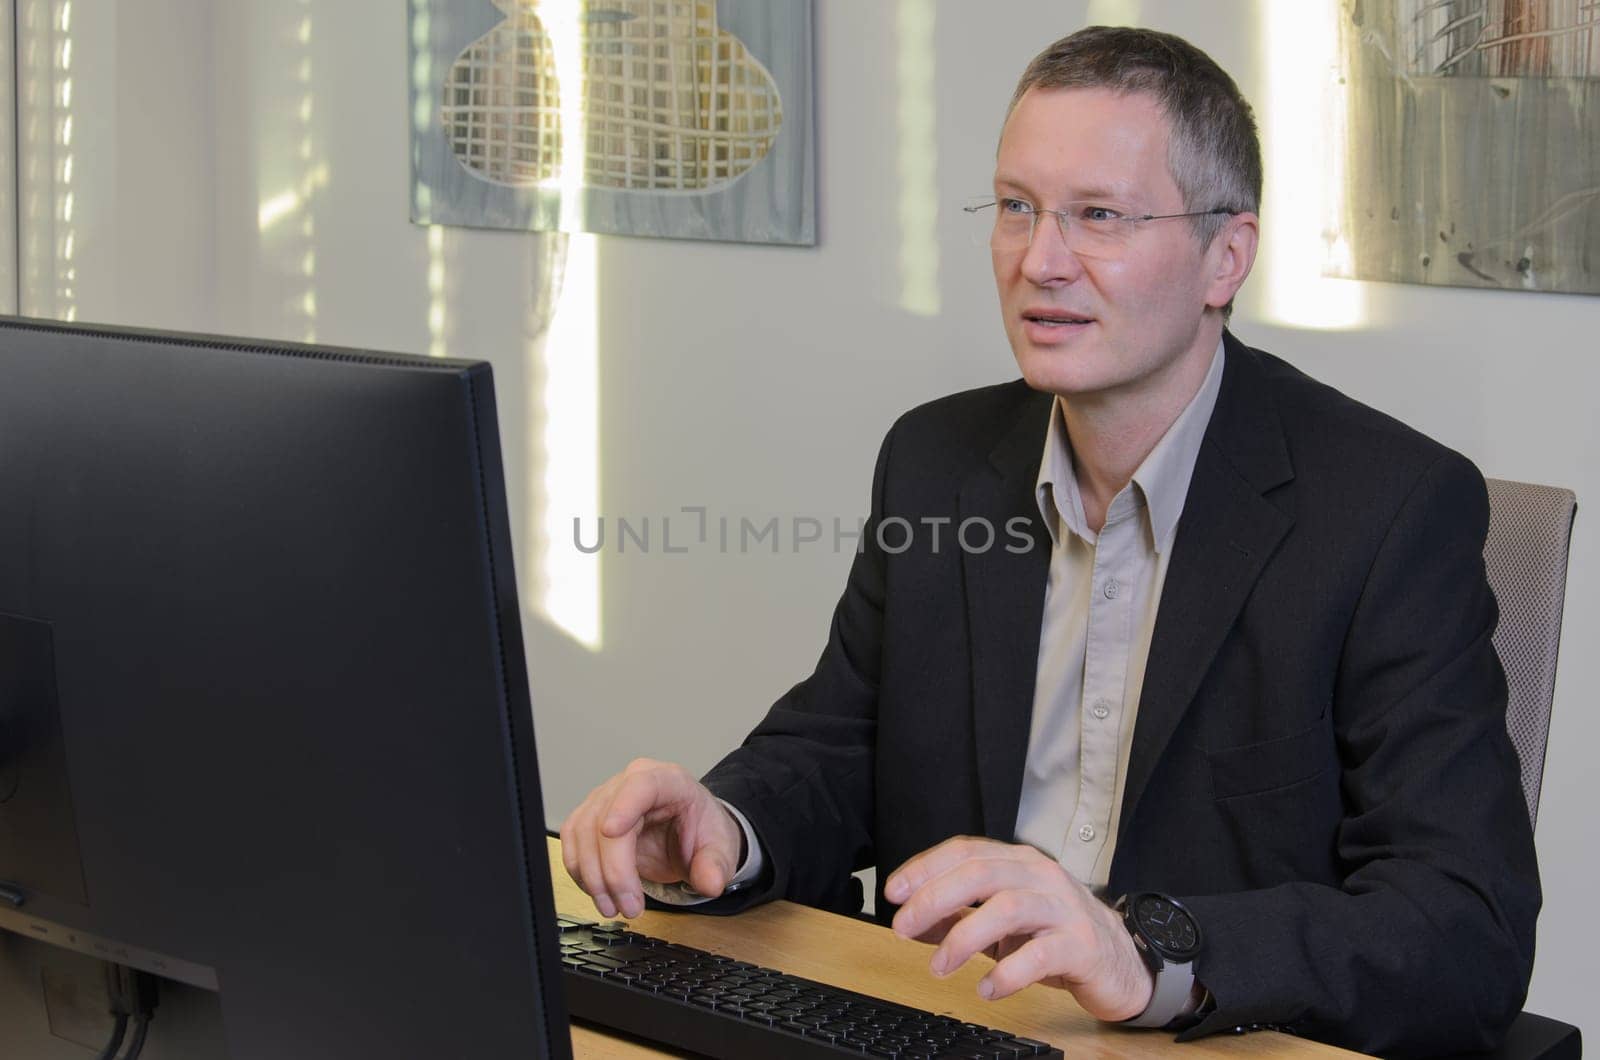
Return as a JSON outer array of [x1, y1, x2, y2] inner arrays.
[[964, 197, 1236, 256]]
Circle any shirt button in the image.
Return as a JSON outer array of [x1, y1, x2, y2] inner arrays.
[[1092, 702, 1111, 720], [1078, 825, 1096, 842], [1103, 579, 1120, 599]]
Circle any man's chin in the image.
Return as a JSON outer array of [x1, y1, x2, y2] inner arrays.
[[1013, 349, 1110, 399]]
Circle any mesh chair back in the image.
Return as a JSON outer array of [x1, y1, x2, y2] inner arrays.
[[1483, 478, 1577, 829]]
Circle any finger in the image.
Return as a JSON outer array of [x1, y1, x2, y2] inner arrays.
[[932, 889, 1059, 978], [684, 795, 750, 896], [686, 840, 733, 898], [558, 817, 578, 880], [600, 762, 684, 837], [633, 792, 707, 883], [884, 835, 1003, 905], [905, 906, 976, 946], [980, 934, 1068, 1001], [596, 795, 648, 918], [569, 800, 620, 918], [582, 776, 636, 897], [891, 853, 1051, 940]]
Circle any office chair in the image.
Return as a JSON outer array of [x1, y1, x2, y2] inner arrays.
[[1442, 479, 1581, 1060], [1484, 479, 1578, 828]]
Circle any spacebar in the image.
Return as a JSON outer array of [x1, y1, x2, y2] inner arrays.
[[563, 969, 858, 1059]]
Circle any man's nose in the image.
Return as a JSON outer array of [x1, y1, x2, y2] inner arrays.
[[1019, 213, 1085, 285]]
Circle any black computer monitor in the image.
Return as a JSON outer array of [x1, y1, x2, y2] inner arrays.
[[0, 317, 572, 1058]]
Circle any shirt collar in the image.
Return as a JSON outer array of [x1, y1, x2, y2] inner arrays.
[[1034, 338, 1226, 553]]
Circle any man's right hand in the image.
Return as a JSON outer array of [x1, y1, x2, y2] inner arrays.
[[558, 758, 745, 919]]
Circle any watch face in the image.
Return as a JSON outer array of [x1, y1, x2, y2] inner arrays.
[[1132, 894, 1201, 961]]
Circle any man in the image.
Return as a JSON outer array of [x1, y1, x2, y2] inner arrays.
[[560, 27, 1539, 1055]]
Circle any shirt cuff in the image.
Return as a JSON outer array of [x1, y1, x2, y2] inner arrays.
[[640, 798, 765, 907]]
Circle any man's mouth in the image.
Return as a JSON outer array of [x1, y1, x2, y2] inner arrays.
[[1022, 311, 1094, 328]]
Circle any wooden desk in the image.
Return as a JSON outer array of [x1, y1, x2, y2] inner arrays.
[[547, 838, 1361, 1059]]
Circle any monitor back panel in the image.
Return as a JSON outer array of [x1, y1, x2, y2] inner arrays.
[[0, 319, 569, 1060]]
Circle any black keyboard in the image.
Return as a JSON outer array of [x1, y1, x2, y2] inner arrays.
[[558, 915, 1065, 1059]]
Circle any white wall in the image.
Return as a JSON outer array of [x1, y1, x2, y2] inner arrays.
[[27, 0, 1595, 1033]]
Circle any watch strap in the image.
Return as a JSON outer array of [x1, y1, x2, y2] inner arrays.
[[1122, 958, 1195, 1028]]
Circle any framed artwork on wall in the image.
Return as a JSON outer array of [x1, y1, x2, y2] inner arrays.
[[409, 0, 816, 246], [1332, 0, 1600, 293]]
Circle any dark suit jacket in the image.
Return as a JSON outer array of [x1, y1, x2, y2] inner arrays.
[[698, 333, 1540, 1057]]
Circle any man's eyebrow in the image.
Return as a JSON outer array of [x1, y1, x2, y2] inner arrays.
[[991, 174, 1035, 196], [992, 175, 1136, 202], [1073, 184, 1134, 201]]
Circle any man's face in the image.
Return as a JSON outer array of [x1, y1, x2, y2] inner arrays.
[[992, 86, 1220, 403]]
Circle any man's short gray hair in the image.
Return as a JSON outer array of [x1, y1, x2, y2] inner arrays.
[[1005, 26, 1262, 251]]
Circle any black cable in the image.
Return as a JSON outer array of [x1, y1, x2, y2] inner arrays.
[[92, 1013, 128, 1060], [118, 1015, 149, 1060], [99, 963, 158, 1060]]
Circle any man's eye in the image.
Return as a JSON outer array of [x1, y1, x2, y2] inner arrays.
[[998, 198, 1034, 216], [1080, 204, 1123, 223]]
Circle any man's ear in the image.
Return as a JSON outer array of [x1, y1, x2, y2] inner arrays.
[[1204, 212, 1259, 311]]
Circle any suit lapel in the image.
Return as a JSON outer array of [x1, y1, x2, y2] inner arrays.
[[1117, 335, 1295, 834], [960, 389, 1053, 841]]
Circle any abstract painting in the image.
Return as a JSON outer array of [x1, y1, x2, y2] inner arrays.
[[1333, 0, 1600, 292], [409, 0, 815, 245]]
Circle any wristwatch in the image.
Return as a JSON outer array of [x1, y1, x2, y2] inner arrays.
[[1116, 892, 1204, 1029]]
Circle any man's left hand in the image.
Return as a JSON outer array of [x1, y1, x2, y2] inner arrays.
[[883, 836, 1154, 1021]]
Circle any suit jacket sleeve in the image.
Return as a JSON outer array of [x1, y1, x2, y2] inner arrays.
[[680, 421, 900, 917], [1178, 451, 1541, 1056]]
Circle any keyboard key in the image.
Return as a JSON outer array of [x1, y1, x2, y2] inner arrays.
[[947, 1037, 998, 1056], [603, 944, 657, 961]]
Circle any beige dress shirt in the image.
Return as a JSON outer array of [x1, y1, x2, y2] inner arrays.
[[650, 340, 1225, 905], [1012, 341, 1224, 892]]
